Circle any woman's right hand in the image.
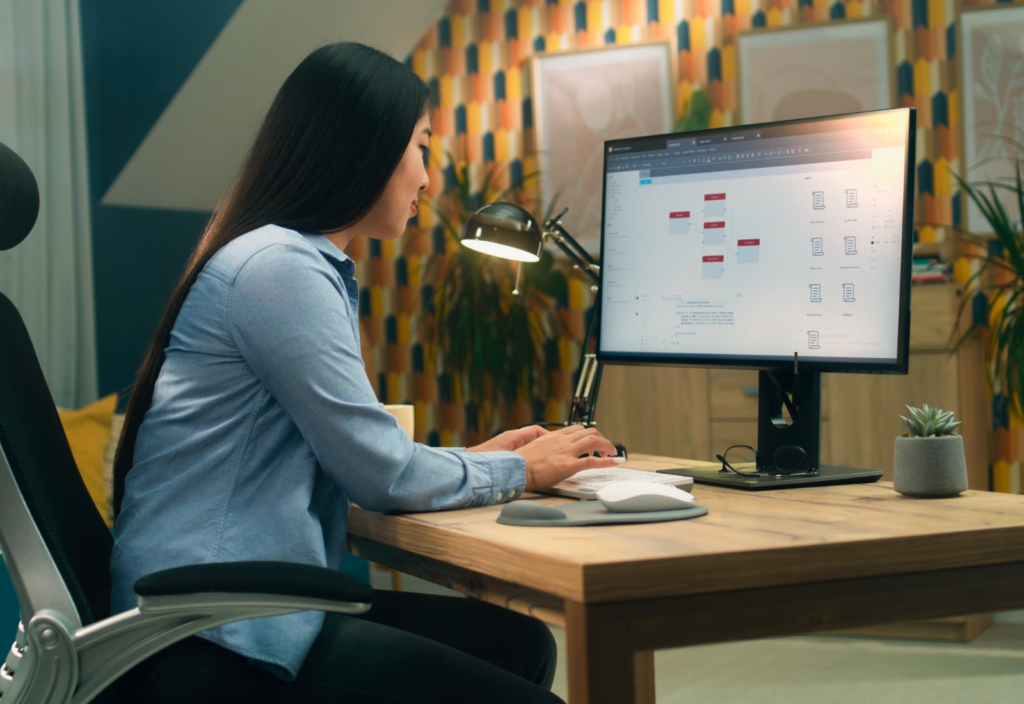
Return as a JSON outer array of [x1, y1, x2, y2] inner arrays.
[[514, 425, 622, 492]]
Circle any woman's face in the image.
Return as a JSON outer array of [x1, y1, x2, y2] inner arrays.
[[360, 113, 431, 241]]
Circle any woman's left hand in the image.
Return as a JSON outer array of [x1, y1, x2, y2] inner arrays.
[[465, 425, 549, 453]]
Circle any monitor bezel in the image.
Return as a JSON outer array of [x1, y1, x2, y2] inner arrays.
[[595, 107, 916, 375]]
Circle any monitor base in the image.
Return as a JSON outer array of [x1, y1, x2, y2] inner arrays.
[[659, 464, 884, 491]]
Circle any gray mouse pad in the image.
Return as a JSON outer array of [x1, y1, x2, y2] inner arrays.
[[497, 499, 708, 526]]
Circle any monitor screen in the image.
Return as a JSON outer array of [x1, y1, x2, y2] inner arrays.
[[597, 108, 915, 373]]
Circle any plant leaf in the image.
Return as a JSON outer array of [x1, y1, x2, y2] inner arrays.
[[423, 156, 567, 427], [953, 161, 1024, 420]]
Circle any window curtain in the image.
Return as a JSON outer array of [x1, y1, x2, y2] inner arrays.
[[0, 0, 97, 408]]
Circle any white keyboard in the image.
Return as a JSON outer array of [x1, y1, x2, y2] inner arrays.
[[544, 467, 693, 499]]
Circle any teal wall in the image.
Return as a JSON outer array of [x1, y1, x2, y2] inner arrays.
[[79, 0, 243, 400], [0, 561, 18, 641]]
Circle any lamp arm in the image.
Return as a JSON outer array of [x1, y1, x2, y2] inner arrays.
[[569, 292, 603, 425], [548, 221, 597, 266], [543, 222, 600, 283], [534, 216, 603, 423]]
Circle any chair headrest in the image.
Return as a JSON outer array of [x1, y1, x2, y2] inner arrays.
[[0, 142, 40, 251]]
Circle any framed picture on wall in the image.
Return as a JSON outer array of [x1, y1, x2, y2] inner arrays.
[[529, 41, 675, 251], [959, 2, 1024, 235], [737, 18, 894, 126]]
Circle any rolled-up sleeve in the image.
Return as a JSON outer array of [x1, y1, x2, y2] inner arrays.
[[227, 242, 525, 513]]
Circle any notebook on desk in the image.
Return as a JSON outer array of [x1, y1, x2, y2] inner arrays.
[[540, 459, 694, 500]]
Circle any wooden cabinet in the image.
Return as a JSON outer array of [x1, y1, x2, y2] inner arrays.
[[597, 366, 711, 463], [597, 283, 990, 490]]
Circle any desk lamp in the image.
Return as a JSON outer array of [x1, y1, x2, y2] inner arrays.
[[460, 203, 603, 426]]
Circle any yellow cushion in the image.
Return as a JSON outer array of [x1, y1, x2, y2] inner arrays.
[[103, 414, 126, 518], [58, 394, 118, 528]]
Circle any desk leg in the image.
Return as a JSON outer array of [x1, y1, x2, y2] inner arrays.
[[634, 651, 656, 703], [564, 601, 656, 704]]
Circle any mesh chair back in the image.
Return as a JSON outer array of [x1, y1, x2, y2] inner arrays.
[[0, 139, 112, 626], [0, 294, 114, 628]]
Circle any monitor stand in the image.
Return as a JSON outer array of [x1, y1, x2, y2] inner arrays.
[[662, 370, 883, 491]]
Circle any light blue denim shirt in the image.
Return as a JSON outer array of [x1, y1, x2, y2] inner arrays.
[[110, 225, 526, 679]]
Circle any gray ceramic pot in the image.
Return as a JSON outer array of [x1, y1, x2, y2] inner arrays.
[[893, 434, 968, 498]]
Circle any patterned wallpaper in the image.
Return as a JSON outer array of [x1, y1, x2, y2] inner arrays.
[[346, 0, 1018, 487]]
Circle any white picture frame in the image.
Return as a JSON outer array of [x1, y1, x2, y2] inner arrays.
[[959, 3, 1024, 235], [530, 41, 675, 251], [737, 18, 894, 126]]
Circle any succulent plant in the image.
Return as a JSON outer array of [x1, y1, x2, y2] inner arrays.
[[900, 404, 962, 438]]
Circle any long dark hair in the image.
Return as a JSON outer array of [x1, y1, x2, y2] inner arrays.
[[113, 42, 429, 516]]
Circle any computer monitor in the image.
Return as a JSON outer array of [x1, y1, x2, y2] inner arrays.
[[597, 108, 917, 489]]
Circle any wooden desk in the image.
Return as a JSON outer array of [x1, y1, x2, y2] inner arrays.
[[348, 454, 1024, 704]]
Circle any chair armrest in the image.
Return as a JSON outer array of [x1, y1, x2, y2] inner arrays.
[[59, 562, 373, 704], [134, 560, 373, 604]]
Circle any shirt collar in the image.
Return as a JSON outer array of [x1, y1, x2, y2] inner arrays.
[[303, 233, 356, 276]]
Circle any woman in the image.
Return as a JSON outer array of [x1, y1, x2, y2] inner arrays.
[[111, 42, 621, 704]]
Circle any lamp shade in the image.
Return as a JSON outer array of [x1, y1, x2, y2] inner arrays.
[[459, 202, 543, 262]]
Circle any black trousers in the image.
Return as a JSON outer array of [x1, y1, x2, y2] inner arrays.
[[117, 590, 564, 704]]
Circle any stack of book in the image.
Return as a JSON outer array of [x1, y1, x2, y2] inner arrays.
[[911, 255, 951, 284]]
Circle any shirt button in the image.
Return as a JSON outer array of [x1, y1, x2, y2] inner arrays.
[[496, 492, 505, 502]]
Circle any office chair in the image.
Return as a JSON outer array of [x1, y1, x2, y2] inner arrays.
[[0, 141, 373, 704]]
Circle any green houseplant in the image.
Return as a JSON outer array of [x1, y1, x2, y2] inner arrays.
[[953, 162, 1024, 421], [423, 160, 567, 434], [673, 89, 712, 133], [894, 405, 968, 497]]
